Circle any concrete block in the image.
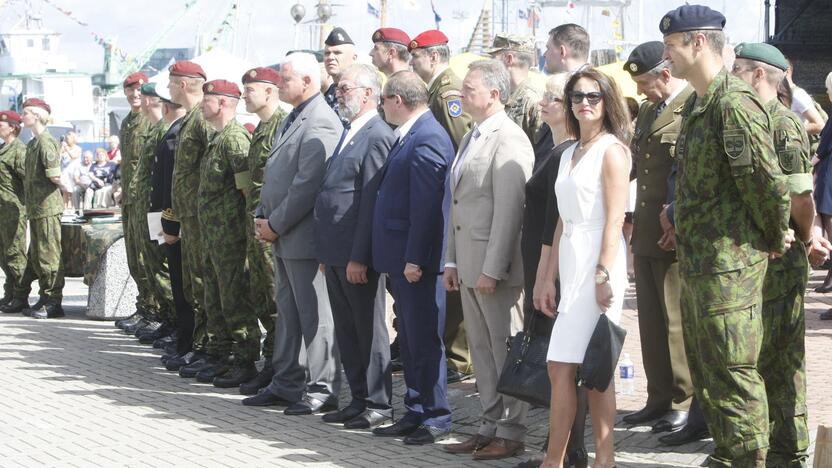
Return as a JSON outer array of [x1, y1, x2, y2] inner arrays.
[[85, 238, 137, 320]]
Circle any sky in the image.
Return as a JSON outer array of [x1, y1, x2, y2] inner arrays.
[[0, 0, 771, 76]]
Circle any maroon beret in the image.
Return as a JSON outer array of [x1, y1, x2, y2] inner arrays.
[[202, 79, 241, 99], [123, 72, 149, 88], [22, 98, 51, 114], [0, 110, 22, 125], [169, 60, 207, 80], [243, 122, 256, 134], [408, 30, 448, 52], [372, 28, 411, 47], [242, 67, 281, 86]]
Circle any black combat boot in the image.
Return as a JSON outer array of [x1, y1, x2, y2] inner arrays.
[[239, 361, 275, 395], [1, 297, 28, 314], [32, 302, 65, 320]]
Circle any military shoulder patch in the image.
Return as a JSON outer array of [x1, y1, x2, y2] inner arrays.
[[447, 99, 463, 118], [723, 129, 751, 168], [778, 148, 798, 173]]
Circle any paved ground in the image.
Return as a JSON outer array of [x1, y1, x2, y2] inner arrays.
[[1, 270, 830, 467]]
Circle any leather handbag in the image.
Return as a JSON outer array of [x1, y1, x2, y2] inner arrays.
[[578, 314, 626, 392], [496, 311, 552, 408]]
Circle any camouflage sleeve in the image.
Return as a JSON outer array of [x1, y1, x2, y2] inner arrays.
[[777, 114, 812, 195], [721, 94, 790, 253], [524, 96, 544, 143], [227, 131, 251, 190], [14, 144, 26, 180], [42, 139, 61, 179]]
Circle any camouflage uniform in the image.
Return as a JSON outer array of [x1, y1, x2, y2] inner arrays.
[[129, 120, 176, 324], [24, 131, 65, 302], [119, 110, 155, 313], [675, 71, 790, 466], [243, 109, 286, 359], [505, 78, 543, 144], [759, 99, 811, 467], [197, 120, 259, 363], [0, 138, 31, 301], [172, 105, 214, 352]]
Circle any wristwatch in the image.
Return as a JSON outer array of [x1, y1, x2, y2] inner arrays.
[[595, 264, 610, 285]]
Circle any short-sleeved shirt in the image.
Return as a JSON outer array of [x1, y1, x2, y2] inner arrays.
[[24, 131, 63, 219], [197, 120, 250, 232], [790, 86, 813, 116], [0, 138, 27, 210]]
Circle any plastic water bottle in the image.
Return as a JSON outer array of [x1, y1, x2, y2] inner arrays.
[[619, 353, 635, 395]]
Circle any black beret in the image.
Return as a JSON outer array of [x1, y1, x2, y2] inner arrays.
[[324, 27, 354, 46], [624, 41, 665, 76], [660, 4, 725, 36]]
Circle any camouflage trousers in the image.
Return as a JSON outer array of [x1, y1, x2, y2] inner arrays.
[[680, 260, 769, 467], [246, 220, 275, 359], [180, 215, 207, 352], [28, 215, 65, 301], [0, 210, 31, 299], [122, 207, 158, 313], [201, 224, 259, 363], [760, 277, 809, 467], [130, 204, 176, 325]]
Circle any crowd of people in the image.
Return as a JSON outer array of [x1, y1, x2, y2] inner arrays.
[[58, 130, 121, 210], [0, 3, 829, 467]]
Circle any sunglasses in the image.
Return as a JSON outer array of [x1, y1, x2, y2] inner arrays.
[[569, 91, 604, 105]]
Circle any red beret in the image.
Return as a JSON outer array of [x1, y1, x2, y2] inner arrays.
[[372, 28, 411, 47], [242, 67, 281, 86], [243, 122, 256, 134], [123, 72, 149, 88], [0, 110, 22, 125], [202, 79, 241, 99], [408, 30, 448, 52], [22, 98, 51, 114], [169, 60, 207, 80]]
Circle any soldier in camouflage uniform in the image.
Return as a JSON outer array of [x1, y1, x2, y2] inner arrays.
[[192, 80, 260, 388], [661, 6, 791, 466], [409, 29, 474, 382], [488, 32, 544, 144], [0, 111, 32, 314], [20, 99, 65, 319], [239, 67, 286, 394], [732, 42, 813, 467]]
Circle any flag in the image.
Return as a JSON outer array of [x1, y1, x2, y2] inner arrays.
[[527, 6, 540, 29], [518, 9, 528, 20], [367, 2, 380, 18], [431, 0, 442, 29]]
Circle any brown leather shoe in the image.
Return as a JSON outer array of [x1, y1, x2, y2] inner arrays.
[[443, 434, 493, 454], [472, 437, 525, 460]]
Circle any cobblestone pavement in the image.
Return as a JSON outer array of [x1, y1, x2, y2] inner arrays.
[[1, 270, 830, 468]]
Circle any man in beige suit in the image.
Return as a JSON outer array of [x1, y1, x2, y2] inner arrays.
[[442, 59, 533, 461]]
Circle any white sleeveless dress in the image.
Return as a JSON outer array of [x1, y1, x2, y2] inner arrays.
[[547, 134, 628, 363]]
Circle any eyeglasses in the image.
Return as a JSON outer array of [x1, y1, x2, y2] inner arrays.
[[541, 92, 563, 104], [336, 85, 368, 95], [569, 91, 604, 105]]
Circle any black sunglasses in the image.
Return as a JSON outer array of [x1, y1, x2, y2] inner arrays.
[[569, 91, 604, 105]]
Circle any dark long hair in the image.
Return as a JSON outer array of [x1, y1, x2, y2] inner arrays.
[[564, 68, 631, 143]]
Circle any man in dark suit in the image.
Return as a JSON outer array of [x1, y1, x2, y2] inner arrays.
[[242, 52, 342, 415], [371, 71, 454, 445], [314, 63, 395, 429]]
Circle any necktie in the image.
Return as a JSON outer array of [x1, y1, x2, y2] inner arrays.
[[280, 110, 299, 137], [655, 101, 668, 119], [331, 124, 351, 159]]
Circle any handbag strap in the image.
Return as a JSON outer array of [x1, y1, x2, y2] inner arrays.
[[523, 306, 540, 335]]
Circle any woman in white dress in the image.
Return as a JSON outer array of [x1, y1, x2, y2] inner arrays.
[[538, 69, 632, 468]]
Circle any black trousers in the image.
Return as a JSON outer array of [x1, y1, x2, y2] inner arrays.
[[164, 241, 194, 354]]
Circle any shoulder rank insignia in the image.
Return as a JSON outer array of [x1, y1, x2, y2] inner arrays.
[[447, 99, 463, 118]]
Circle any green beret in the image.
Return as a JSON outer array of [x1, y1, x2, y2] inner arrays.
[[140, 82, 158, 97], [734, 42, 789, 71], [660, 4, 725, 36]]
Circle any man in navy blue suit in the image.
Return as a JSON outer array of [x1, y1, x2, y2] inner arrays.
[[371, 71, 454, 445], [314, 63, 395, 430]]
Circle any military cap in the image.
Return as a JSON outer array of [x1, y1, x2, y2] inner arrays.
[[408, 29, 448, 52], [734, 42, 789, 71], [659, 4, 725, 36], [0, 110, 21, 125], [168, 60, 207, 80], [202, 79, 241, 99], [624, 41, 666, 76], [372, 28, 411, 47], [486, 32, 536, 55], [242, 67, 281, 86], [22, 98, 51, 114], [243, 122, 256, 134], [140, 82, 158, 97], [123, 72, 149, 88], [325, 27, 354, 46]]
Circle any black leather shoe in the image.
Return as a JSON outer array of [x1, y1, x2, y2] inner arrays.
[[179, 357, 214, 378], [447, 369, 473, 384], [622, 405, 667, 425], [133, 320, 161, 338], [196, 361, 230, 383], [1, 297, 28, 314], [344, 408, 392, 429], [0, 296, 11, 308], [166, 350, 206, 371], [24, 296, 47, 315], [284, 396, 338, 415], [32, 303, 64, 320], [115, 311, 142, 329], [372, 419, 420, 437], [652, 410, 688, 433], [213, 364, 257, 388], [138, 324, 173, 344], [239, 363, 275, 395], [322, 405, 365, 424], [241, 390, 291, 407], [403, 425, 450, 445], [153, 332, 177, 349], [658, 424, 710, 446], [123, 318, 150, 335]]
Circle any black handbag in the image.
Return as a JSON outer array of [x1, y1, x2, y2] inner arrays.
[[578, 314, 626, 392], [496, 311, 552, 408]]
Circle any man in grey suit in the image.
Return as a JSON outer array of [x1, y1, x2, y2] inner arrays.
[[314, 63, 395, 429], [242, 52, 342, 415]]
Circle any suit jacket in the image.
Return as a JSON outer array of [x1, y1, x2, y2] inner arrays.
[[258, 93, 342, 259], [630, 85, 693, 259], [445, 112, 533, 288], [372, 111, 455, 275], [314, 114, 395, 267]]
